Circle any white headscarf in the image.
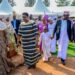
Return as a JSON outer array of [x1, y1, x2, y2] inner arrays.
[[0, 20, 7, 30]]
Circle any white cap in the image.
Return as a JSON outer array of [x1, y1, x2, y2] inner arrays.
[[48, 17, 54, 21]]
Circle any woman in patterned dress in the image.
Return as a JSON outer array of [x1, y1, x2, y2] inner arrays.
[[0, 18, 10, 75], [17, 12, 41, 69], [38, 15, 49, 52]]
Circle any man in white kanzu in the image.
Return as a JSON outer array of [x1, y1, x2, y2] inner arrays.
[[53, 12, 72, 65], [48, 17, 56, 53]]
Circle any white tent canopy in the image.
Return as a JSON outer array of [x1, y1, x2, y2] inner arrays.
[[0, 0, 12, 15], [48, 6, 75, 14], [13, 0, 27, 14], [48, 0, 75, 16], [13, 0, 75, 17], [30, 0, 50, 15], [13, 0, 52, 15]]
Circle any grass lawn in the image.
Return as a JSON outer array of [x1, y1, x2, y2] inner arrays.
[[68, 42, 75, 57], [54, 42, 75, 57]]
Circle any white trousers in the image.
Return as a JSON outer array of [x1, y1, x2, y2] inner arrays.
[[57, 37, 69, 60], [42, 41, 51, 61], [50, 35, 56, 53]]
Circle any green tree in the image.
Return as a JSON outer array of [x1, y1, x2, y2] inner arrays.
[[8, 0, 16, 7], [25, 0, 35, 7], [71, 0, 75, 6], [0, 0, 2, 3], [0, 0, 16, 7], [43, 0, 50, 7], [56, 0, 70, 6], [25, 0, 50, 7]]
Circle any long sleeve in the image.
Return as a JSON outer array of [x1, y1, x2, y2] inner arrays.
[[71, 24, 74, 41], [18, 24, 22, 36], [53, 21, 58, 37], [67, 20, 72, 41], [10, 24, 15, 33], [4, 29, 9, 44], [32, 23, 39, 36], [38, 33, 42, 45]]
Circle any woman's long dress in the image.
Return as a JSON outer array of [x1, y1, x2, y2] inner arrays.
[[18, 21, 41, 66], [0, 31, 10, 75], [39, 32, 51, 61], [38, 22, 44, 52]]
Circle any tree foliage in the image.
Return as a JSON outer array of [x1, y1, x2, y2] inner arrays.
[[25, 0, 35, 7], [0, 0, 16, 7], [71, 0, 75, 6], [56, 0, 70, 6], [25, 0, 50, 7], [43, 0, 50, 7]]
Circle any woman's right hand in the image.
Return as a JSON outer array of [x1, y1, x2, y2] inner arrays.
[[17, 41, 21, 47]]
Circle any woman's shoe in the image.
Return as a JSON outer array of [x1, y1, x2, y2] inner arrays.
[[32, 64, 36, 69], [28, 66, 32, 69]]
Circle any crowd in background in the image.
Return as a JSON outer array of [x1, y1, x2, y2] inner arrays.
[[0, 11, 75, 75]]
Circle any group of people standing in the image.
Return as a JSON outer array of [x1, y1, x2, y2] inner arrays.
[[0, 11, 75, 75], [38, 11, 75, 65]]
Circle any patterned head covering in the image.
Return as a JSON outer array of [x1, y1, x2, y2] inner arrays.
[[43, 15, 49, 20]]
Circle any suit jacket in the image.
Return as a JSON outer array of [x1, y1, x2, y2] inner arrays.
[[72, 23, 75, 42], [53, 20, 72, 41], [11, 19, 21, 34]]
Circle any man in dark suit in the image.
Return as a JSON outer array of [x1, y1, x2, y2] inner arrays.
[[72, 19, 75, 43], [52, 11, 72, 65], [11, 14, 21, 43]]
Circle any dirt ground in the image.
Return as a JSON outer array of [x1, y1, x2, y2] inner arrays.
[[8, 57, 75, 75]]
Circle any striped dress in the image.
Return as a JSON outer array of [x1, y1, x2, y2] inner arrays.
[[18, 21, 41, 66]]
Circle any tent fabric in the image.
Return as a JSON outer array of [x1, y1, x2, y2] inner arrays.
[[30, 0, 50, 15], [0, 0, 12, 15], [13, 0, 75, 16]]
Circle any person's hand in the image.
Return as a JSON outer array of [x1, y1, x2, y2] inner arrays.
[[38, 42, 40, 46], [17, 41, 21, 47], [50, 36, 54, 39]]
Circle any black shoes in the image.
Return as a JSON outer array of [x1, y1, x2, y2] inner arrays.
[[28, 64, 36, 69], [61, 58, 66, 65]]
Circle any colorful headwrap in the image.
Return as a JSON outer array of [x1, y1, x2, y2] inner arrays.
[[43, 15, 49, 20]]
